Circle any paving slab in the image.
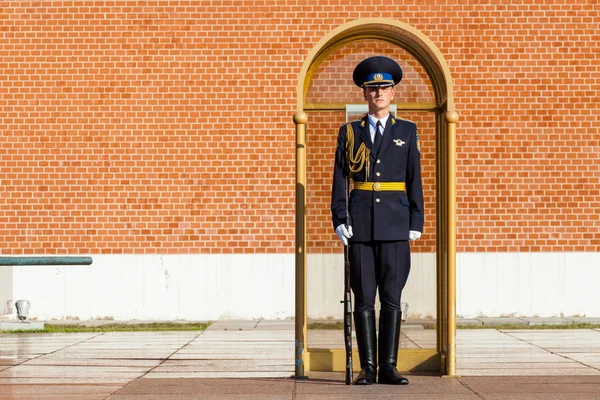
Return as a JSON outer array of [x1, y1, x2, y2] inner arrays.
[[152, 359, 293, 373], [458, 368, 600, 376], [477, 318, 527, 326], [0, 376, 138, 385], [457, 348, 549, 356], [293, 396, 475, 400], [459, 376, 600, 399], [570, 317, 600, 324], [0, 358, 28, 367], [457, 319, 484, 326], [0, 384, 121, 400], [22, 358, 162, 368], [559, 353, 600, 368], [255, 320, 295, 330], [521, 318, 575, 326], [146, 371, 294, 379], [205, 320, 259, 330], [459, 359, 578, 368], [111, 377, 295, 396], [502, 330, 600, 336], [0, 364, 151, 378], [481, 395, 600, 400], [106, 396, 290, 400], [405, 318, 436, 328]]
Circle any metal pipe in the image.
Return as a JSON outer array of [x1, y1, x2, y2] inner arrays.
[[0, 257, 93, 266]]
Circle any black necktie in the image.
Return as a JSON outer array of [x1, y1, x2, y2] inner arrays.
[[373, 121, 383, 154]]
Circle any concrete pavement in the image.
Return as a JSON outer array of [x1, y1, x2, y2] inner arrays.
[[1, 319, 600, 399]]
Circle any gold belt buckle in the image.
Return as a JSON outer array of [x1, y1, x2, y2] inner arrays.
[[372, 182, 381, 191]]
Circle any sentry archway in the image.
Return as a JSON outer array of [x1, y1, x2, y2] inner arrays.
[[294, 18, 458, 377]]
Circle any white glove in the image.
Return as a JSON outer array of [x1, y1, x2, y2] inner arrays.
[[409, 230, 421, 241], [335, 224, 353, 246]]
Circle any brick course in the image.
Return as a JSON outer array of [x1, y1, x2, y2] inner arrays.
[[1, 1, 599, 254]]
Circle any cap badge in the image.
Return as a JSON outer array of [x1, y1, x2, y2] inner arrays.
[[374, 73, 383, 81]]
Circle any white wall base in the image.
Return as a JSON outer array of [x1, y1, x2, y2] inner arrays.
[[5, 252, 600, 321], [11, 254, 295, 321], [1, 265, 13, 316], [456, 252, 600, 318]]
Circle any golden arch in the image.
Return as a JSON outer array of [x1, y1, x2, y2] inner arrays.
[[293, 18, 458, 377]]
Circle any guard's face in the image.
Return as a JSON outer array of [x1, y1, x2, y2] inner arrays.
[[363, 85, 395, 113]]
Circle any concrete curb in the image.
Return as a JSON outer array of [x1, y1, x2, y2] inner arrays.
[[310, 317, 600, 329]]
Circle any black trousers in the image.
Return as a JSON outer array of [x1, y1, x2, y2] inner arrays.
[[349, 240, 411, 312]]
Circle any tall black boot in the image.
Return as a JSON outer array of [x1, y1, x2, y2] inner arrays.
[[378, 309, 409, 385], [352, 310, 377, 385]]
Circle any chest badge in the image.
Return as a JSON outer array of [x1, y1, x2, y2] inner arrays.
[[393, 139, 406, 147]]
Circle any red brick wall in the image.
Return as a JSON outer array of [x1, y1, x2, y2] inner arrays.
[[1, 1, 599, 254]]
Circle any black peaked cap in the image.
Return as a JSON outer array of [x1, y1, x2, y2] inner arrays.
[[352, 56, 403, 88]]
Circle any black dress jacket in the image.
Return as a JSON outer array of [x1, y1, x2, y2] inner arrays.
[[331, 114, 424, 242]]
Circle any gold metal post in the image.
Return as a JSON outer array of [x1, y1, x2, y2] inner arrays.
[[435, 110, 446, 372], [294, 111, 309, 378], [445, 110, 459, 376]]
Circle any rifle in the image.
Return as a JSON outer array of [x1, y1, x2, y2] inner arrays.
[[343, 240, 353, 384], [342, 175, 353, 385]]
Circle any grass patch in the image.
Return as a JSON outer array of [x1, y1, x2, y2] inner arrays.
[[2, 322, 211, 333], [309, 322, 345, 330]]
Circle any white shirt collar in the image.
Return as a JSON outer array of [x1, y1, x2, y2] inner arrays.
[[367, 113, 390, 132]]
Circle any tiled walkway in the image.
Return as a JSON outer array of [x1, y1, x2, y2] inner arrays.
[[2, 320, 600, 399], [458, 329, 600, 376]]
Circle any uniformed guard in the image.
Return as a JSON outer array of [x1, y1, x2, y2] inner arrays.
[[331, 56, 424, 385]]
